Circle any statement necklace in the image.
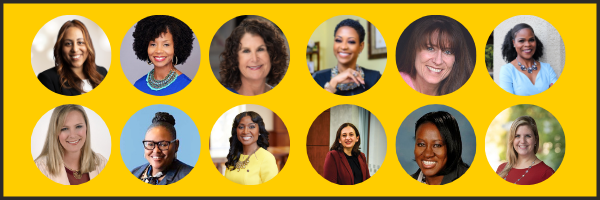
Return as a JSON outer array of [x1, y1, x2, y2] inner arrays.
[[504, 158, 537, 184], [64, 164, 82, 179], [147, 69, 178, 91], [517, 59, 538, 74], [235, 147, 259, 172], [331, 65, 365, 91]]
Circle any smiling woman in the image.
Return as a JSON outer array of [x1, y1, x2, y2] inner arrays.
[[323, 123, 371, 185], [36, 20, 107, 96]]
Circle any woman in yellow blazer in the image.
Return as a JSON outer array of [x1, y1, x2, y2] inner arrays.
[[224, 111, 278, 185], [34, 104, 107, 185]]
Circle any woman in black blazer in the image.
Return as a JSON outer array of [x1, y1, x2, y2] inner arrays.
[[38, 19, 106, 96]]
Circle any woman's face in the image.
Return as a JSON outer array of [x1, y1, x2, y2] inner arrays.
[[61, 27, 89, 68], [58, 110, 87, 153], [144, 126, 177, 172], [338, 126, 359, 149], [236, 116, 260, 147], [334, 26, 364, 66], [513, 125, 536, 156], [237, 33, 271, 83], [414, 122, 447, 177], [414, 32, 455, 86], [513, 28, 537, 60], [148, 31, 175, 68]]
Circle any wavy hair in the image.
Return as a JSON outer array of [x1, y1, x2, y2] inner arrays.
[[330, 123, 361, 156], [501, 23, 544, 62], [415, 111, 469, 176], [397, 15, 475, 95], [225, 111, 270, 171], [35, 104, 101, 176], [219, 18, 288, 90], [498, 116, 539, 178], [53, 20, 104, 93]]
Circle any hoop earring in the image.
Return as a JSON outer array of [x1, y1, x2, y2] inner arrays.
[[147, 59, 153, 65], [173, 56, 178, 65]]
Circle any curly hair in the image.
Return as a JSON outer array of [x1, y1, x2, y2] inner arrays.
[[132, 15, 194, 65], [415, 111, 469, 176], [334, 19, 365, 43], [397, 15, 475, 96], [219, 18, 288, 90], [501, 23, 544, 62], [330, 123, 362, 156], [225, 111, 270, 171], [53, 20, 104, 93]]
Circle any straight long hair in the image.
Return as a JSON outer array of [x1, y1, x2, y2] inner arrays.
[[53, 20, 104, 93], [35, 104, 101, 176], [498, 116, 539, 178]]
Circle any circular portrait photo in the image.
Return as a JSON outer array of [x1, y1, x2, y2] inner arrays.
[[120, 104, 200, 185], [32, 15, 111, 96], [120, 15, 200, 96], [485, 104, 564, 185], [31, 104, 111, 185], [396, 15, 476, 96], [486, 15, 565, 96], [309, 15, 386, 96], [210, 104, 290, 185], [396, 104, 475, 185], [307, 104, 387, 185], [210, 15, 290, 96]]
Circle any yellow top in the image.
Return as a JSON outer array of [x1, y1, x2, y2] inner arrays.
[[224, 147, 278, 185]]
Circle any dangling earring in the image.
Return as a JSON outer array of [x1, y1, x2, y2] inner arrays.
[[173, 56, 178, 65]]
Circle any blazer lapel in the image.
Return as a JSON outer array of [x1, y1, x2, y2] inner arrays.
[[337, 151, 354, 183]]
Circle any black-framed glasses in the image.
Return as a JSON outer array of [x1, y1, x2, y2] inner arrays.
[[142, 140, 176, 150]]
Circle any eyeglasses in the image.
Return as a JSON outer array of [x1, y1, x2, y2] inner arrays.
[[142, 140, 176, 150]]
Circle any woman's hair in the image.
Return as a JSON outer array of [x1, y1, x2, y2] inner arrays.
[[397, 15, 475, 96], [334, 19, 366, 43], [219, 18, 288, 90], [225, 111, 270, 171], [498, 116, 539, 178], [53, 20, 104, 93], [35, 104, 101, 176], [501, 23, 545, 62], [132, 15, 194, 65], [415, 111, 469, 176], [147, 112, 177, 139], [330, 123, 362, 156]]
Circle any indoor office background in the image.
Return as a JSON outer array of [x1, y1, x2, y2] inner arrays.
[[210, 104, 290, 175], [307, 15, 387, 75], [307, 104, 387, 177]]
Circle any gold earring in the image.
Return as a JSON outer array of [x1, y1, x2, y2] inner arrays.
[[147, 59, 152, 65]]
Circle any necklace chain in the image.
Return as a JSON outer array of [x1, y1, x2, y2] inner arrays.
[[505, 158, 537, 184], [235, 147, 259, 172], [64, 164, 82, 179], [147, 69, 178, 91]]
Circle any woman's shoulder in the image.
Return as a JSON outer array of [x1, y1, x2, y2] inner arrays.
[[313, 69, 332, 78], [134, 74, 148, 86], [96, 66, 108, 76], [177, 73, 192, 83], [496, 162, 508, 173], [362, 67, 381, 75], [536, 161, 555, 171], [38, 66, 59, 78], [257, 148, 276, 159]]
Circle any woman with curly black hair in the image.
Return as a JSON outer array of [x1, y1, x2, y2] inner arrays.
[[312, 18, 382, 96], [132, 15, 195, 96], [499, 23, 557, 96], [224, 111, 278, 185], [219, 17, 288, 96]]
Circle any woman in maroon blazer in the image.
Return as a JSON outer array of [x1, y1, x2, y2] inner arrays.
[[323, 123, 371, 185]]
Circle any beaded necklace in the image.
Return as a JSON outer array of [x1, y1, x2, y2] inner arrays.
[[331, 65, 364, 91], [505, 158, 537, 184], [146, 69, 178, 91]]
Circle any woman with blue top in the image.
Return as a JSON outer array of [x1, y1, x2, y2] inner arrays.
[[312, 19, 381, 96], [219, 18, 288, 96], [132, 15, 194, 96], [499, 23, 557, 96]]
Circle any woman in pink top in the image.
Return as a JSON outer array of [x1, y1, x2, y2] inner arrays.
[[397, 15, 475, 96]]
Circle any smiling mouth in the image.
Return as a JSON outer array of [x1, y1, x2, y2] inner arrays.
[[151, 155, 165, 160], [154, 56, 166, 62], [71, 55, 82, 60], [523, 49, 532, 53], [66, 139, 81, 145], [241, 136, 253, 141], [338, 52, 351, 58], [247, 65, 262, 70], [517, 145, 529, 149], [427, 66, 442, 73], [422, 160, 437, 168]]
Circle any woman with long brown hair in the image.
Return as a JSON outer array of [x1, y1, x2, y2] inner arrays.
[[37, 20, 106, 96], [323, 123, 370, 185]]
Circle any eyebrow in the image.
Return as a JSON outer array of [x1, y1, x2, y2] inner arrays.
[[336, 36, 355, 39], [239, 122, 257, 126]]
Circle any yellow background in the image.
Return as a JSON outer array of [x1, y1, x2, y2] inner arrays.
[[4, 3, 596, 197]]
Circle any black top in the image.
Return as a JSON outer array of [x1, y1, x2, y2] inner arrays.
[[345, 153, 363, 184], [37, 66, 107, 96], [312, 67, 381, 96]]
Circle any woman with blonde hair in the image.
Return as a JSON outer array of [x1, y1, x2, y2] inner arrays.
[[34, 104, 107, 185], [496, 116, 554, 185]]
